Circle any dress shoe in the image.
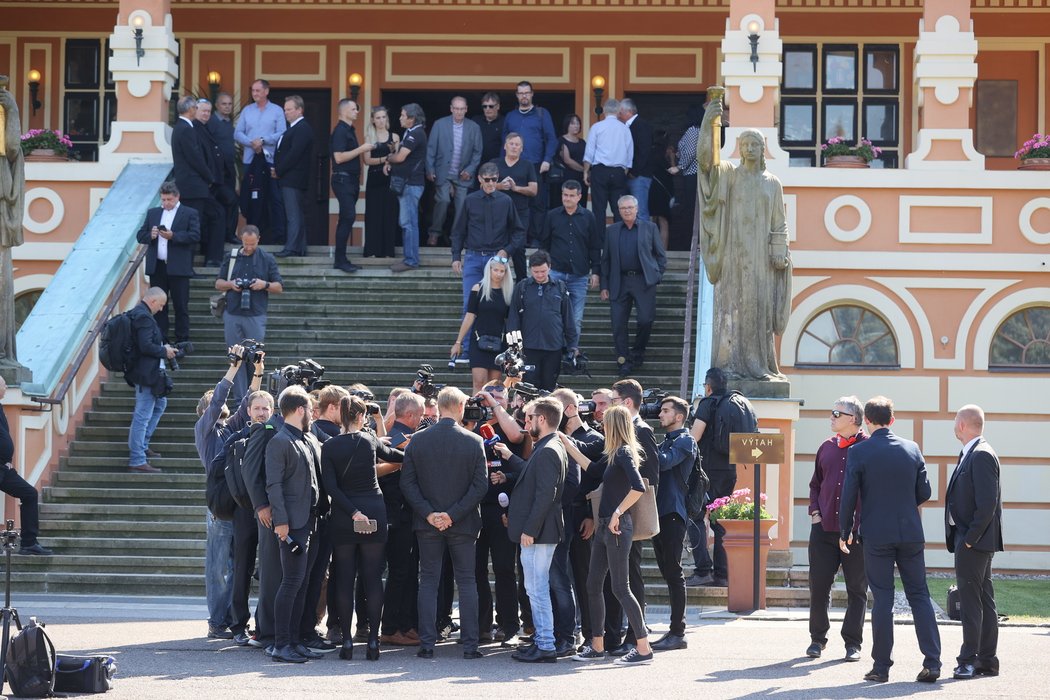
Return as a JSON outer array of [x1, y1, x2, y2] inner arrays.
[[379, 633, 400, 645], [336, 262, 362, 273], [684, 573, 714, 586], [416, 648, 434, 659], [973, 666, 999, 677], [146, 448, 162, 458], [271, 645, 307, 663], [129, 463, 162, 473], [651, 633, 688, 652], [554, 639, 577, 657], [513, 645, 556, 663], [390, 261, 418, 273], [806, 642, 825, 658], [844, 645, 862, 662], [511, 643, 536, 660], [609, 642, 635, 657], [274, 250, 293, 258], [366, 639, 380, 661], [16, 543, 53, 556], [916, 667, 940, 683], [863, 669, 889, 682], [207, 625, 234, 640], [294, 643, 322, 659], [463, 649, 484, 660], [953, 664, 975, 679], [338, 642, 354, 660], [617, 361, 633, 377]]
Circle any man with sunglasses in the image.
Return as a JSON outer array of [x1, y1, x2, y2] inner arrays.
[[807, 396, 868, 662], [473, 92, 505, 171]]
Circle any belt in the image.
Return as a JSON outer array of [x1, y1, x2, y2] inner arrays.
[[467, 249, 500, 256], [623, 270, 642, 276], [331, 171, 357, 178], [593, 163, 627, 170]]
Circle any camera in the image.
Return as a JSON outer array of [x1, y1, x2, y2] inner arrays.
[[267, 359, 329, 395], [414, 364, 445, 401], [228, 338, 265, 365], [494, 331, 534, 378], [350, 390, 381, 416], [462, 396, 494, 423], [638, 388, 669, 420], [577, 399, 597, 421], [168, 340, 194, 371], [512, 381, 549, 402], [234, 277, 254, 311], [2, 519, 19, 550]]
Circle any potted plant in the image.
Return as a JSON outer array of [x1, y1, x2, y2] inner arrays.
[[821, 136, 881, 168], [20, 128, 74, 161], [1015, 133, 1050, 170], [707, 488, 776, 612]]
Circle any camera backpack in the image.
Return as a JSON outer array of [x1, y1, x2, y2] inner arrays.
[[98, 312, 133, 373], [223, 422, 267, 511], [5, 617, 56, 698], [946, 584, 961, 621], [206, 446, 237, 521], [684, 451, 711, 521], [711, 391, 757, 456], [54, 654, 117, 693]]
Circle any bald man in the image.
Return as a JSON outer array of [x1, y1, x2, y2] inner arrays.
[[126, 287, 177, 473], [945, 404, 1003, 680]]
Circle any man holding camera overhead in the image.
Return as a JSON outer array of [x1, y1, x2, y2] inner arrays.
[[215, 225, 283, 403], [507, 250, 578, 391]]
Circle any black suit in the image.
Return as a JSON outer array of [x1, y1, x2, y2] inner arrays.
[[840, 427, 941, 676], [274, 118, 314, 255], [207, 115, 241, 242], [173, 117, 223, 263], [600, 219, 666, 366], [945, 437, 1003, 670], [136, 204, 200, 342]]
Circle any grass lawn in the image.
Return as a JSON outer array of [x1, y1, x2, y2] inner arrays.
[[993, 579, 1050, 623]]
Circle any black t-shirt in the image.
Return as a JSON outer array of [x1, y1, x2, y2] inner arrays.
[[394, 125, 427, 185], [693, 395, 728, 471], [597, 445, 646, 519], [330, 121, 361, 177], [492, 157, 537, 215], [467, 288, 509, 341]]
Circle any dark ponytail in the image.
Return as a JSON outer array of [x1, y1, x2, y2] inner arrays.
[[340, 395, 368, 432]]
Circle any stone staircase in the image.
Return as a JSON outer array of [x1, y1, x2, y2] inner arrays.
[[7, 244, 844, 608]]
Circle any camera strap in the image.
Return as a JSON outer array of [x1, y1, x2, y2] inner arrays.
[[226, 248, 238, 281], [340, 432, 365, 482]]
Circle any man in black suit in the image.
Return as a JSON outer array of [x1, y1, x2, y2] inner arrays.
[[945, 404, 1003, 680], [208, 92, 240, 244], [400, 386, 489, 659], [619, 99, 654, 222], [135, 182, 200, 344], [273, 95, 314, 257], [125, 288, 177, 474], [496, 397, 566, 663], [839, 396, 941, 684], [600, 194, 667, 376], [171, 95, 223, 266]]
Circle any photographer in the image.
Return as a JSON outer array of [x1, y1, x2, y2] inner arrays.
[[1, 376, 52, 556], [215, 225, 283, 403], [126, 287, 177, 474], [507, 250, 578, 391]]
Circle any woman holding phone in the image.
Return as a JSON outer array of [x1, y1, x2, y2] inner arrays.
[[321, 395, 404, 660]]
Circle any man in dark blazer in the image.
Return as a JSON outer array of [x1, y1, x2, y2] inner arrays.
[[425, 96, 482, 245], [497, 397, 566, 663], [619, 99, 654, 222], [171, 95, 222, 266], [839, 396, 941, 684], [207, 92, 240, 243], [600, 194, 667, 376], [273, 95, 314, 257], [400, 386, 489, 659], [264, 386, 322, 663], [945, 404, 1003, 680], [135, 182, 200, 343], [125, 288, 176, 474], [196, 98, 232, 262]]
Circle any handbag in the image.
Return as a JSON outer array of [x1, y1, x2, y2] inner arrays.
[[475, 333, 502, 353], [54, 654, 117, 693], [389, 174, 407, 196], [547, 160, 566, 186], [209, 249, 238, 320], [586, 477, 660, 541]]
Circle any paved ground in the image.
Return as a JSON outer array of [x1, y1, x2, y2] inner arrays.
[[5, 595, 1048, 699]]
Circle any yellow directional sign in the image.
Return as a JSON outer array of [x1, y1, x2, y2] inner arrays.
[[729, 432, 785, 465]]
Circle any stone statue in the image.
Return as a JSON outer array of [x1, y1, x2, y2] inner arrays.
[[0, 76, 30, 383], [697, 89, 792, 395]]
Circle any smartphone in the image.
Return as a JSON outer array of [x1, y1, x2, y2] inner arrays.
[[353, 518, 378, 534], [157, 224, 167, 231]]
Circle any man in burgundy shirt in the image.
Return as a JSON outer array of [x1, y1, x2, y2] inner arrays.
[[807, 395, 868, 661]]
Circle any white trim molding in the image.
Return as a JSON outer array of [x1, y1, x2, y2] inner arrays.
[[905, 128, 984, 170], [22, 188, 64, 235], [1019, 198, 1050, 245], [898, 195, 993, 244], [824, 195, 872, 242]]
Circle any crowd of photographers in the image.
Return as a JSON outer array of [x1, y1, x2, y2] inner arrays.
[[194, 343, 745, 666]]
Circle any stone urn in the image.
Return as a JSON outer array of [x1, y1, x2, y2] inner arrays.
[[1018, 157, 1050, 171], [721, 518, 776, 612], [25, 148, 68, 162], [824, 155, 869, 168]]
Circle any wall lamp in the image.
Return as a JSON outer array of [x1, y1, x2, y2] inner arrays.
[[207, 71, 221, 104], [348, 72, 363, 102], [27, 69, 42, 115], [747, 20, 760, 72], [591, 75, 605, 118], [131, 14, 145, 65]]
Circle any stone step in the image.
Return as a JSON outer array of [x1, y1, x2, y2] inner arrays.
[[37, 537, 206, 556], [51, 471, 204, 488], [43, 487, 204, 504], [40, 503, 207, 522], [7, 554, 204, 576], [4, 572, 205, 596], [39, 520, 205, 539]]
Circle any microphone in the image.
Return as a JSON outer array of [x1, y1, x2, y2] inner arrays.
[[498, 492, 510, 512], [479, 424, 502, 470], [479, 423, 500, 445]]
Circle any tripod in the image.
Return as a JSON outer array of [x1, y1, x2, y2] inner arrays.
[[0, 519, 23, 696]]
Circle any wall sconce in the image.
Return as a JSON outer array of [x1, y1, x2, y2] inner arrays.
[[27, 69, 42, 115], [131, 14, 145, 65], [747, 20, 761, 72], [207, 70, 221, 104], [348, 73, 363, 102], [591, 75, 606, 118]]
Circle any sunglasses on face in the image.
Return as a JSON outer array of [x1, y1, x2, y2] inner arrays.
[[481, 177, 499, 183], [482, 104, 498, 109], [831, 410, 853, 419]]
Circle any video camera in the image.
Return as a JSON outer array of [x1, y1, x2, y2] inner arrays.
[[512, 381, 549, 402], [494, 330, 535, 378], [638, 387, 670, 420], [233, 278, 255, 311], [414, 364, 445, 401], [577, 399, 597, 422], [349, 388, 381, 415], [267, 359, 330, 395], [168, 341, 194, 371], [228, 338, 265, 365], [2, 519, 19, 551], [463, 396, 495, 423]]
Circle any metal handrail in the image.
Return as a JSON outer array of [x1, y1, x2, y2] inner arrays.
[[678, 210, 701, 399], [29, 245, 148, 409]]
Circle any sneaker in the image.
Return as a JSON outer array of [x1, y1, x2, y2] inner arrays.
[[233, 631, 252, 646], [207, 626, 234, 640], [455, 356, 470, 364], [390, 261, 418, 273], [303, 637, 338, 653], [572, 645, 607, 662], [247, 634, 265, 648], [613, 647, 654, 666], [684, 573, 714, 586]]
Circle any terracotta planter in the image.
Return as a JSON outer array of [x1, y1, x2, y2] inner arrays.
[[721, 518, 776, 612], [824, 155, 869, 168], [25, 148, 68, 162], [1018, 157, 1050, 171]]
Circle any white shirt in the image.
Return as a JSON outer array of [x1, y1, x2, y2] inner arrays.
[[157, 202, 179, 261], [583, 115, 633, 169], [277, 116, 304, 149]]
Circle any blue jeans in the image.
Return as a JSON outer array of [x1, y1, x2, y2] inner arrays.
[[128, 384, 166, 466], [627, 175, 652, 222], [460, 251, 492, 354], [520, 542, 557, 651], [206, 512, 235, 628], [549, 269, 589, 339], [549, 530, 577, 644], [398, 184, 424, 267]]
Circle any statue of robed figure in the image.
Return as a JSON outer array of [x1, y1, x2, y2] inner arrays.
[[0, 75, 30, 383]]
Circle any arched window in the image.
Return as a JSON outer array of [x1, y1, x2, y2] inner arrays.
[[14, 290, 43, 334], [796, 304, 898, 367], [990, 306, 1050, 369]]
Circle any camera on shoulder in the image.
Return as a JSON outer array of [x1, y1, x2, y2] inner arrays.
[[638, 388, 669, 420]]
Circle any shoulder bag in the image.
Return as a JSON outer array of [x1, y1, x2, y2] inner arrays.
[[586, 477, 660, 541], [209, 249, 238, 320]]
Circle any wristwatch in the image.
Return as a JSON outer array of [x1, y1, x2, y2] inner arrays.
[[614, 508, 622, 517], [264, 281, 271, 290]]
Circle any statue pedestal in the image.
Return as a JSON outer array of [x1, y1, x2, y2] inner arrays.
[[0, 360, 31, 384], [731, 378, 791, 399]]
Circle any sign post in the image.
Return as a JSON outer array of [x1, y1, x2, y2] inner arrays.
[[729, 432, 785, 611]]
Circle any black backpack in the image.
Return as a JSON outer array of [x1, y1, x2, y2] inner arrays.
[[5, 617, 57, 698], [206, 446, 237, 521], [98, 312, 134, 373], [711, 390, 758, 456], [226, 422, 275, 511], [684, 452, 711, 521]]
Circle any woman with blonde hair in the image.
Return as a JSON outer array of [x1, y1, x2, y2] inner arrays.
[[450, 256, 513, 394], [362, 105, 400, 258]]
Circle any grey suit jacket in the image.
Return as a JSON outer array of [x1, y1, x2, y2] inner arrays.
[[425, 116, 482, 183], [264, 424, 321, 530], [506, 433, 566, 544], [400, 417, 489, 536], [600, 219, 667, 298]]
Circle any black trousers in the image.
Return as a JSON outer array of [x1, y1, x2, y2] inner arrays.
[[476, 502, 519, 636], [217, 182, 239, 243], [954, 538, 999, 669], [568, 511, 593, 639], [230, 504, 259, 635], [298, 514, 333, 639], [808, 524, 867, 647], [334, 541, 386, 642], [865, 541, 941, 674], [182, 195, 225, 263], [417, 530, 480, 651], [253, 516, 283, 643], [523, 348, 562, 392], [381, 516, 419, 634], [147, 261, 191, 343], [274, 518, 317, 649], [695, 470, 736, 579], [331, 174, 359, 266], [589, 164, 627, 224], [610, 274, 656, 363], [0, 466, 40, 546], [651, 513, 687, 636]]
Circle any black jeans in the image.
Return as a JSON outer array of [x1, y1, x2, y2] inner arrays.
[[523, 348, 562, 392], [695, 470, 736, 580], [476, 502, 519, 637], [589, 164, 627, 224], [808, 524, 867, 647], [254, 516, 283, 643], [651, 512, 687, 636], [274, 518, 317, 649], [230, 504, 259, 635], [147, 260, 191, 343], [568, 508, 594, 639], [417, 530, 480, 651], [587, 514, 645, 644], [298, 514, 333, 640], [331, 174, 360, 265], [334, 541, 386, 643], [381, 516, 418, 634], [0, 466, 39, 546]]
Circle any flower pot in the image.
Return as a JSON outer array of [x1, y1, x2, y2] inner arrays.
[[25, 148, 68, 163], [1019, 157, 1050, 171], [721, 518, 776, 612], [824, 155, 869, 168]]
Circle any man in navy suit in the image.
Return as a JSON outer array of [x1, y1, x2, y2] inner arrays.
[[171, 95, 223, 266], [945, 404, 1003, 680], [600, 194, 666, 376], [273, 95, 314, 257], [839, 396, 941, 683], [135, 182, 200, 343]]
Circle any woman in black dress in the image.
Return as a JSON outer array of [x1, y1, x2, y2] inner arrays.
[[450, 256, 513, 394], [493, 132, 537, 280], [553, 113, 588, 206], [363, 106, 400, 258], [321, 395, 404, 660]]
